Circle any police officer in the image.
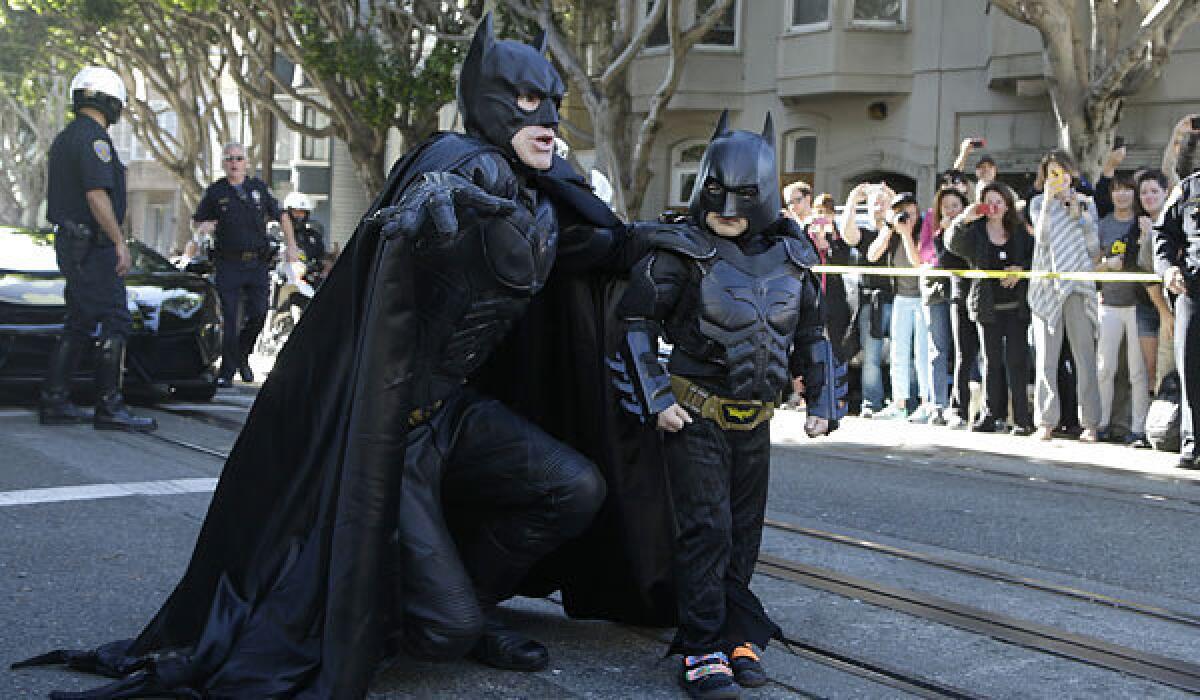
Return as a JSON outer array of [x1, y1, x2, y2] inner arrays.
[[282, 191, 326, 266], [1156, 155, 1200, 469], [193, 143, 297, 387], [39, 66, 156, 432]]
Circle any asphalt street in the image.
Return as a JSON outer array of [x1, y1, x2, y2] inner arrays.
[[3, 381, 1200, 699]]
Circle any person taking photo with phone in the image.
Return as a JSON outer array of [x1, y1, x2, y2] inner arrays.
[[1028, 150, 1103, 442], [945, 183, 1035, 434]]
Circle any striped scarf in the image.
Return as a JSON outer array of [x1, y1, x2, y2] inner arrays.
[[1028, 194, 1100, 328]]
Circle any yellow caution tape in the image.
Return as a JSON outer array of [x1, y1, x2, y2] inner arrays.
[[809, 265, 1162, 282]]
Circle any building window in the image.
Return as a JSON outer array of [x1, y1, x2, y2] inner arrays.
[[851, 0, 906, 27], [645, 0, 738, 49], [669, 140, 708, 207], [697, 0, 736, 46], [300, 105, 330, 161], [792, 0, 830, 28], [784, 130, 818, 186]]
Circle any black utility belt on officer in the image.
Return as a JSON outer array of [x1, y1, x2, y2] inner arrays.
[[54, 221, 105, 244], [215, 248, 269, 262], [670, 376, 775, 431]]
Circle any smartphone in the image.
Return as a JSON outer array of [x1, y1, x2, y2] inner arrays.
[[970, 138, 986, 148], [979, 203, 995, 216], [1191, 116, 1200, 131], [812, 217, 830, 226], [1114, 136, 1125, 149]]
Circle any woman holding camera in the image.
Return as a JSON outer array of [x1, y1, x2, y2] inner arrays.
[[927, 187, 975, 426], [1028, 151, 1103, 442], [945, 183, 1035, 434]]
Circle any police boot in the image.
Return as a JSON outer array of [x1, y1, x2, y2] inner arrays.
[[38, 335, 88, 425], [468, 613, 549, 672], [93, 337, 157, 432]]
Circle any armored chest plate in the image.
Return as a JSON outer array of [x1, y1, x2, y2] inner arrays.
[[695, 241, 807, 398]]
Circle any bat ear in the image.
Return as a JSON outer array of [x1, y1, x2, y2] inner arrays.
[[468, 12, 496, 63], [761, 112, 774, 145], [711, 110, 730, 141], [532, 29, 549, 53]]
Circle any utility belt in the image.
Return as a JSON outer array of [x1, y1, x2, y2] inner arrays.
[[214, 247, 271, 263], [670, 375, 774, 431], [54, 221, 102, 244]]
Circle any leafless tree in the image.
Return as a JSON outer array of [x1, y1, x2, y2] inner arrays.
[[501, 0, 734, 218], [990, 0, 1200, 180], [0, 74, 68, 227]]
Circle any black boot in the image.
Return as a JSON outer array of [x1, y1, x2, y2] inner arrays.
[[469, 615, 549, 672], [93, 337, 157, 432], [39, 335, 88, 425]]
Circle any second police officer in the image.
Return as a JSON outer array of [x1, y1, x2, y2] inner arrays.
[[193, 143, 298, 387], [282, 191, 326, 268], [38, 66, 156, 432]]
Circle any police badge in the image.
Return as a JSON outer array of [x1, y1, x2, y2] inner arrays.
[[93, 139, 112, 163]]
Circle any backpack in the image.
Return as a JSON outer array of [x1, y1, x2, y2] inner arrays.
[[1146, 370, 1182, 452]]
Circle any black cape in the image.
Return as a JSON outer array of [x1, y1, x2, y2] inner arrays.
[[17, 133, 674, 699]]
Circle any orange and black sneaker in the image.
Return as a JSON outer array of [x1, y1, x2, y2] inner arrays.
[[729, 643, 768, 688], [680, 651, 739, 699]]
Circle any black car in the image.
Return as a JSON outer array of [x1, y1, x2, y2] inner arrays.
[[0, 226, 222, 400]]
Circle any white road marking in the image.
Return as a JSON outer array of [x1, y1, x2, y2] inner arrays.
[[0, 478, 217, 507], [0, 409, 32, 418]]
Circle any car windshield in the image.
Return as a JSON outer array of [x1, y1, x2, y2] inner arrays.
[[0, 226, 176, 274]]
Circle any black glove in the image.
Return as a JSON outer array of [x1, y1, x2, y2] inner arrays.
[[368, 172, 516, 245]]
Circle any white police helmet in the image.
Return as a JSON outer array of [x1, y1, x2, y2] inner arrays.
[[283, 192, 313, 211], [70, 66, 127, 125]]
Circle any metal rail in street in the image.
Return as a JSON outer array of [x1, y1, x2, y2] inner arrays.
[[757, 553, 1200, 695], [765, 518, 1200, 629]]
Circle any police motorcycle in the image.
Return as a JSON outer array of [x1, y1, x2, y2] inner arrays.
[[255, 212, 326, 358]]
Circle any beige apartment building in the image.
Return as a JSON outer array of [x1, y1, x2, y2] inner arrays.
[[622, 0, 1200, 219]]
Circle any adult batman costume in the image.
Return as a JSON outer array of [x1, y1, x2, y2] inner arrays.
[[16, 15, 676, 699], [611, 112, 846, 699]]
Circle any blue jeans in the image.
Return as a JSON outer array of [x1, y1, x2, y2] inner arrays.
[[859, 299, 892, 410], [924, 301, 953, 409], [890, 295, 931, 404]]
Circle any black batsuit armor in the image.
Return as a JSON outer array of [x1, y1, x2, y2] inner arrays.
[[18, 15, 677, 699], [612, 112, 846, 661]]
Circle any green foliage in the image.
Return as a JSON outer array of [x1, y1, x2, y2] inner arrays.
[[291, 3, 462, 132]]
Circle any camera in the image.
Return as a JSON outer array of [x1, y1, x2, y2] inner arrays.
[[895, 211, 911, 224], [970, 138, 986, 149], [1191, 116, 1200, 131], [1114, 136, 1125, 150]]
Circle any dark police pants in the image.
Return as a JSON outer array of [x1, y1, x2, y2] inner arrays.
[[214, 259, 269, 378], [55, 238, 131, 341], [1176, 294, 1200, 458], [663, 413, 779, 656], [395, 388, 606, 660]]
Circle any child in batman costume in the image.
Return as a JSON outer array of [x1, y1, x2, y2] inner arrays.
[[15, 15, 680, 699], [611, 112, 847, 699]]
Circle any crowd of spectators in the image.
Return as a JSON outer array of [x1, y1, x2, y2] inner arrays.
[[782, 118, 1200, 457]]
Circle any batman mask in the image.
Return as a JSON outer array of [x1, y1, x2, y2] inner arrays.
[[458, 13, 565, 166], [689, 111, 781, 236]]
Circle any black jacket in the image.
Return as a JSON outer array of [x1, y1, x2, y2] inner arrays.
[[944, 217, 1033, 324], [1155, 172, 1200, 294]]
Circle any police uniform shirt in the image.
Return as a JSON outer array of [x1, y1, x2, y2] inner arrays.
[[46, 115, 126, 234], [193, 177, 281, 253]]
